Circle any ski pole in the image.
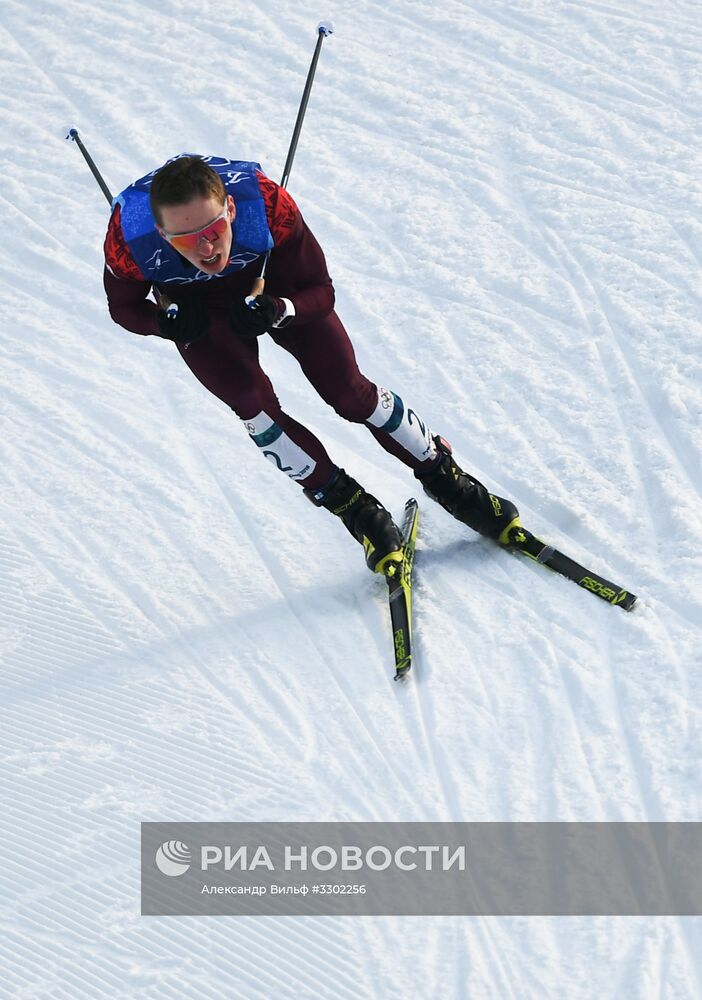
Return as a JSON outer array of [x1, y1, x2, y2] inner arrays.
[[64, 127, 114, 205], [246, 20, 334, 304], [65, 126, 175, 315]]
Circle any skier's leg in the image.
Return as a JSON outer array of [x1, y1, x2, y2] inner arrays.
[[273, 313, 520, 542], [177, 319, 402, 571], [177, 319, 333, 488], [271, 312, 437, 468]]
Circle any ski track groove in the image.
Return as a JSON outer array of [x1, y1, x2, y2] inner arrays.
[[398, 574, 530, 997], [498, 212, 702, 831], [595, 630, 702, 996], [162, 406, 428, 816], [314, 584, 431, 816], [485, 148, 654, 528], [532, 231, 661, 531], [0, 192, 95, 272], [2, 767, 365, 999], [575, 0, 702, 39], [466, 1, 696, 115], [9, 512, 159, 645], [567, 236, 702, 502], [437, 544, 617, 815], [518, 166, 701, 245], [2, 526, 132, 671], [389, 1, 696, 140], [503, 174, 701, 622]]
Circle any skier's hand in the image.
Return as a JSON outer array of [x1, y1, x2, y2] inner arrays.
[[156, 297, 209, 343], [230, 294, 285, 338]]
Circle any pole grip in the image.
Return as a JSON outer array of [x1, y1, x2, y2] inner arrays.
[[151, 285, 178, 318], [248, 276, 265, 300]]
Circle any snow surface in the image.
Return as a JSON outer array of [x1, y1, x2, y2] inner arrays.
[[2, 0, 701, 996]]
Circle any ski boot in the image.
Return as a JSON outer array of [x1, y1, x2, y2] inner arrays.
[[415, 437, 520, 545], [304, 468, 404, 575]]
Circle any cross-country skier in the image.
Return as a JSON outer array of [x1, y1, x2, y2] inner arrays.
[[103, 154, 519, 572]]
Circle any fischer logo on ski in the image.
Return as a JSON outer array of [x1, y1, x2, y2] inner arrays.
[[503, 524, 637, 611]]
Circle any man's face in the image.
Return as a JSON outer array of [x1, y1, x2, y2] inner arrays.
[[158, 194, 235, 274]]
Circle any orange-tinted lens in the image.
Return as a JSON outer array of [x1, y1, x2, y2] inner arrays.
[[167, 212, 228, 254]]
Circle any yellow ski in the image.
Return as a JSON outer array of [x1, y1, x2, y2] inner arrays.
[[385, 498, 420, 681]]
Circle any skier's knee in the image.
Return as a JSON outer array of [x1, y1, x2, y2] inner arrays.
[[330, 386, 375, 423]]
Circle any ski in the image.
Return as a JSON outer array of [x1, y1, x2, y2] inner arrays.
[[385, 498, 420, 681], [503, 524, 637, 611]]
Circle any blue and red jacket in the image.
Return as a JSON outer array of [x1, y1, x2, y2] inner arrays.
[[104, 154, 334, 334]]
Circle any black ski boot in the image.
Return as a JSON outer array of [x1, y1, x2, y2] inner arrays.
[[416, 437, 520, 544], [304, 468, 404, 574]]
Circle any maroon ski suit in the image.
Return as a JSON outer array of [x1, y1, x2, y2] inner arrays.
[[103, 176, 433, 490]]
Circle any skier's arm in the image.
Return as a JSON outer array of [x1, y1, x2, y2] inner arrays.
[[271, 215, 336, 326], [259, 174, 335, 325], [103, 205, 161, 335], [103, 267, 161, 336]]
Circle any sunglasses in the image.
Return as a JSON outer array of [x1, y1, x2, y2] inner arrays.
[[160, 201, 230, 254]]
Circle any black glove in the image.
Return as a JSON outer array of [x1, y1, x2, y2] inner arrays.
[[230, 294, 286, 339], [156, 297, 208, 343]]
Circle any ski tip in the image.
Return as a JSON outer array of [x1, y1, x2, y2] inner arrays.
[[394, 665, 412, 682]]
